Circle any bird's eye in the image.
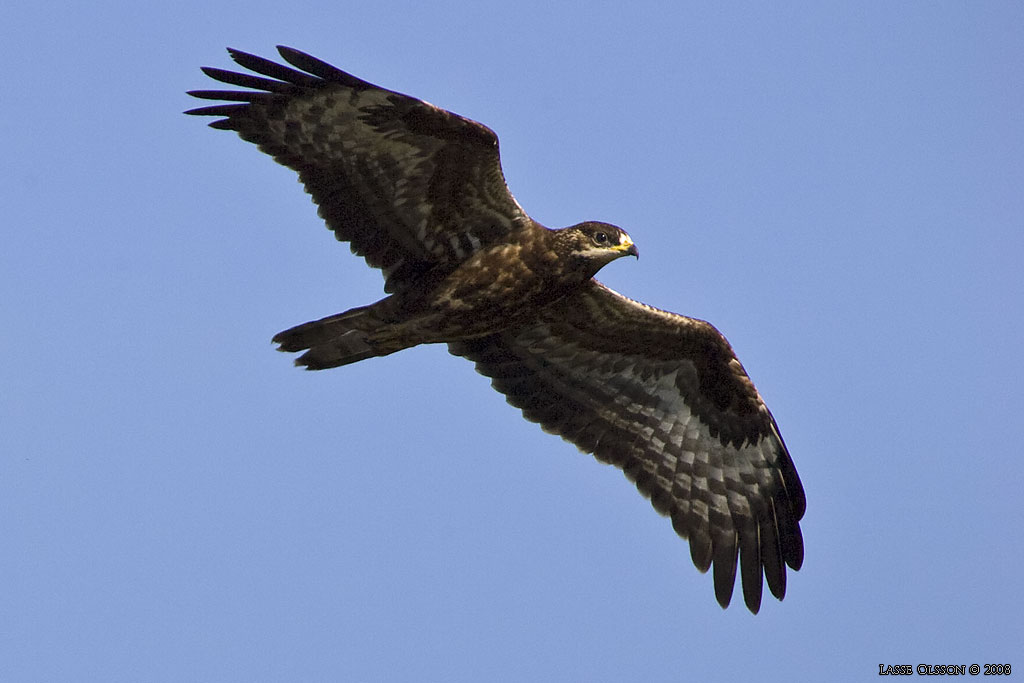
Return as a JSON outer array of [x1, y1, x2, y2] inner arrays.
[[593, 232, 609, 245]]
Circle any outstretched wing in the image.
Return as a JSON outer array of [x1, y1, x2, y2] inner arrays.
[[187, 47, 533, 293], [449, 281, 805, 613]]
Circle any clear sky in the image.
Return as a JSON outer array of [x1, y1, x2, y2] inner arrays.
[[3, 2, 1022, 681]]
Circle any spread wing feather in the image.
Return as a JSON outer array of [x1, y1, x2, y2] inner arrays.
[[449, 281, 805, 613], [186, 46, 532, 293]]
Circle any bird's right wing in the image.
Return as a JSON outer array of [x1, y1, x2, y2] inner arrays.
[[449, 280, 805, 613]]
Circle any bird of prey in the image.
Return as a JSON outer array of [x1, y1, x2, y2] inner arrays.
[[186, 46, 805, 613]]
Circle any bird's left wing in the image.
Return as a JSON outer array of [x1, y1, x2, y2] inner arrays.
[[186, 47, 532, 293], [449, 281, 805, 613]]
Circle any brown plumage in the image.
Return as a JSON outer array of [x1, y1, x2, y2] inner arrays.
[[186, 46, 805, 613]]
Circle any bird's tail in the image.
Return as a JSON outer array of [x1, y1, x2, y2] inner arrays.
[[272, 303, 408, 370]]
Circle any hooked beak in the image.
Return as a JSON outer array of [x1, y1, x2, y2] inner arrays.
[[615, 234, 639, 258]]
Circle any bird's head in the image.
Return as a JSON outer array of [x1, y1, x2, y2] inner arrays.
[[558, 221, 638, 278]]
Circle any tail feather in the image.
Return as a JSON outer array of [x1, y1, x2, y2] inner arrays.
[[273, 306, 371, 352], [272, 306, 400, 370]]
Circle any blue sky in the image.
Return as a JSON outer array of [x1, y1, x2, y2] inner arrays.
[[3, 2, 1022, 680]]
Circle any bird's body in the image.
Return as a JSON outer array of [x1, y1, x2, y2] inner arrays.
[[187, 47, 805, 613], [277, 220, 635, 368]]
